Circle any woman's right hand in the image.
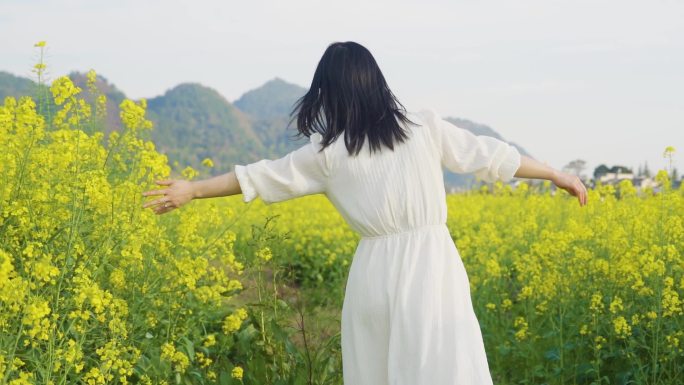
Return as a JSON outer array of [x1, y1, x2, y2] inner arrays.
[[142, 179, 196, 215], [551, 171, 588, 207]]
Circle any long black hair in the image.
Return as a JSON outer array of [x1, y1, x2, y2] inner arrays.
[[289, 41, 418, 156]]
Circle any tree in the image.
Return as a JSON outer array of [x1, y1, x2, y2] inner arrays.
[[609, 165, 632, 174], [563, 159, 587, 178], [643, 161, 652, 178], [593, 164, 610, 181]]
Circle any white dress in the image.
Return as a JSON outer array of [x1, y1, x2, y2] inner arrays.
[[234, 108, 521, 385]]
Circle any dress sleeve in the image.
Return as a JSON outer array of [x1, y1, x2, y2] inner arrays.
[[422, 108, 521, 183], [233, 132, 330, 205]]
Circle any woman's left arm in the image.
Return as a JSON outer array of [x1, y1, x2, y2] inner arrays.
[[515, 155, 588, 207]]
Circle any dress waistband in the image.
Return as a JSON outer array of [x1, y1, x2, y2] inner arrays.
[[359, 223, 448, 240]]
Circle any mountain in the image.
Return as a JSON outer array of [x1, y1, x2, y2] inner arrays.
[[0, 70, 533, 188], [234, 77, 309, 155], [146, 83, 265, 170], [0, 71, 36, 100], [234, 77, 306, 120]]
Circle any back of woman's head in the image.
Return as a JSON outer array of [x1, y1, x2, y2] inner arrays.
[[290, 41, 417, 156]]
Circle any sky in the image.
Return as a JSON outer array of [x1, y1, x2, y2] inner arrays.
[[1, 0, 682, 178]]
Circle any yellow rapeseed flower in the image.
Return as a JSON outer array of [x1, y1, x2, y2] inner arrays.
[[160, 342, 190, 373], [231, 366, 244, 380], [513, 316, 528, 341], [594, 335, 607, 350], [195, 352, 213, 368], [579, 324, 589, 335], [590, 292, 604, 313], [50, 76, 82, 105], [613, 316, 631, 339], [662, 277, 682, 317], [201, 158, 214, 168], [182, 166, 199, 180], [256, 246, 272, 262], [86, 69, 97, 87], [203, 334, 217, 347], [119, 99, 153, 130], [222, 308, 248, 334], [8, 371, 33, 385], [22, 298, 52, 342], [665, 332, 682, 352], [609, 296, 623, 314]]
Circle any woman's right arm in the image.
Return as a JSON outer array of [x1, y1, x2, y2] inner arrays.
[[142, 171, 242, 215], [515, 155, 588, 207]]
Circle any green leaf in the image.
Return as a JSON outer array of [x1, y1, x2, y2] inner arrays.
[[182, 336, 195, 361], [544, 347, 560, 361]]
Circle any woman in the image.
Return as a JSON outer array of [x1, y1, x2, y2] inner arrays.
[[143, 41, 588, 384]]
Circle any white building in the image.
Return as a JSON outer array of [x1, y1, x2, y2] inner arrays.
[[599, 170, 634, 184]]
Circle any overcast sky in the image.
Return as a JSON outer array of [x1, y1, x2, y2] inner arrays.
[[2, 0, 682, 177]]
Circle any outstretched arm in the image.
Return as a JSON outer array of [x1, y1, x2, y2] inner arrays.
[[192, 171, 242, 199], [142, 132, 329, 215], [514, 155, 557, 180], [515, 155, 588, 207], [142, 171, 242, 215], [424, 109, 589, 207]]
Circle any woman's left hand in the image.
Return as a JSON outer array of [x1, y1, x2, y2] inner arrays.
[[551, 171, 588, 207], [142, 179, 195, 215]]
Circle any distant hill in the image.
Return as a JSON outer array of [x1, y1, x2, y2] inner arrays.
[[234, 77, 306, 120], [0, 71, 36, 100], [0, 70, 534, 188], [146, 83, 265, 170], [234, 77, 309, 155]]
